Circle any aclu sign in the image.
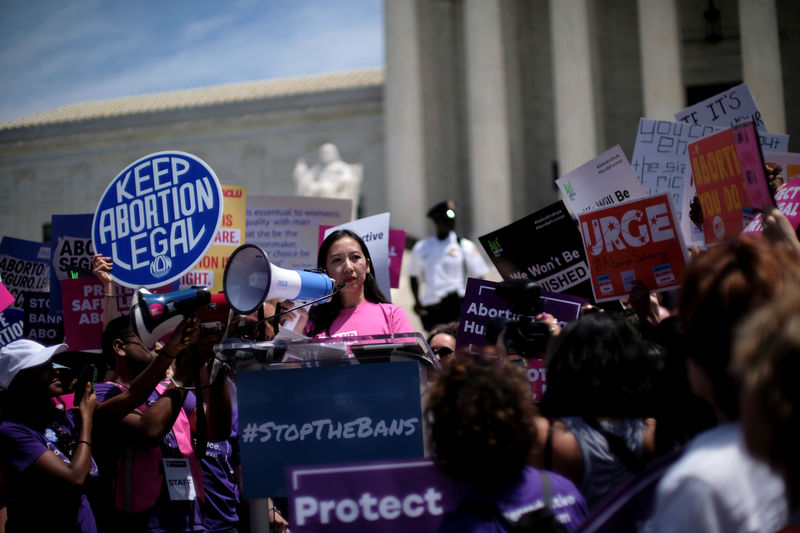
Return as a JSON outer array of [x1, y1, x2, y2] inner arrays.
[[92, 151, 223, 288]]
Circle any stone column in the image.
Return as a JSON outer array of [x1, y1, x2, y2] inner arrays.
[[738, 0, 786, 133], [637, 0, 685, 120], [384, 0, 427, 238], [463, 0, 513, 236], [550, 0, 599, 175]]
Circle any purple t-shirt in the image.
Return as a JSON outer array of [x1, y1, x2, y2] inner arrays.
[[305, 300, 415, 338], [200, 404, 241, 533], [438, 466, 589, 532], [93, 382, 203, 533], [0, 409, 99, 533]]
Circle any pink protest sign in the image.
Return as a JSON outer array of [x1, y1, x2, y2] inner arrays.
[[745, 184, 800, 235], [732, 121, 774, 211], [578, 193, 688, 302], [0, 281, 14, 313]]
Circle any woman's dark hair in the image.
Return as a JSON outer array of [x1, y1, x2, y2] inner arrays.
[[426, 322, 459, 345], [540, 311, 660, 418], [307, 230, 389, 337], [425, 350, 538, 489], [101, 314, 134, 371]]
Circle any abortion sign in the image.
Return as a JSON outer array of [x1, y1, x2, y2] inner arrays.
[[92, 151, 223, 288]]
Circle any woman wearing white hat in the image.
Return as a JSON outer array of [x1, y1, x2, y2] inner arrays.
[[0, 339, 98, 533]]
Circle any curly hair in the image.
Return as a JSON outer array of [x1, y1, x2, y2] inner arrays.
[[307, 229, 389, 337], [678, 234, 800, 420], [424, 351, 538, 489], [539, 311, 660, 418], [733, 287, 800, 477]]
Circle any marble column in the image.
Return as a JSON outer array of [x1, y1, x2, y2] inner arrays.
[[384, 0, 427, 238], [637, 0, 685, 120], [463, 0, 513, 236], [550, 0, 599, 175], [738, 0, 786, 133]]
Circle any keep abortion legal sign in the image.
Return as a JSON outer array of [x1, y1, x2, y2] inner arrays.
[[92, 151, 223, 288]]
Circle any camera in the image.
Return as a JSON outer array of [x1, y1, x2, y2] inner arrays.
[[487, 280, 550, 358]]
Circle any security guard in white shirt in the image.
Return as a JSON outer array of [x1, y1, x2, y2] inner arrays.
[[408, 200, 490, 331]]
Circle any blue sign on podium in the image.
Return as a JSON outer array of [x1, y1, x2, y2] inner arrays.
[[92, 151, 223, 288]]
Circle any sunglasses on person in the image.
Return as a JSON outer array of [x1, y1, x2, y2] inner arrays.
[[432, 346, 454, 358]]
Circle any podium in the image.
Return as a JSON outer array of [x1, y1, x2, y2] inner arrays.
[[217, 333, 440, 498]]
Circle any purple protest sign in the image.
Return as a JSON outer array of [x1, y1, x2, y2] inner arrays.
[[286, 459, 469, 533]]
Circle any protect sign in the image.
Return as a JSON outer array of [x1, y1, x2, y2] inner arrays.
[[92, 151, 223, 288], [578, 193, 688, 302]]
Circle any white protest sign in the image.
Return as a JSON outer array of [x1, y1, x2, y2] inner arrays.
[[675, 83, 768, 132], [245, 195, 352, 271], [556, 145, 646, 214], [92, 151, 223, 288], [324, 213, 392, 302]]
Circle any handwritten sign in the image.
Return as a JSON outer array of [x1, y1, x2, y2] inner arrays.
[[92, 151, 223, 288], [556, 145, 646, 214], [578, 193, 688, 302], [675, 83, 767, 132], [238, 362, 424, 497], [479, 201, 592, 300]]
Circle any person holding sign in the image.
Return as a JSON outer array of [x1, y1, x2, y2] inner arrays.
[[0, 339, 98, 533], [300, 229, 413, 338]]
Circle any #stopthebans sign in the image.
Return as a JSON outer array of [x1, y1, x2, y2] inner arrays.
[[92, 152, 223, 288]]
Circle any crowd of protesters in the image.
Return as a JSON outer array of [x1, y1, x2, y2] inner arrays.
[[1, 181, 800, 533]]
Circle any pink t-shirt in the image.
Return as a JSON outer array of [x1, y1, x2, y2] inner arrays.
[[305, 300, 414, 339]]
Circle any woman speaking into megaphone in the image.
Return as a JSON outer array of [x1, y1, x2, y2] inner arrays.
[[291, 229, 414, 339]]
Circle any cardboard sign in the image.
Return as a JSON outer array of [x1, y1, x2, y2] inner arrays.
[[479, 201, 592, 300], [287, 459, 469, 533], [0, 236, 51, 308], [324, 213, 392, 302], [675, 83, 768, 132], [245, 195, 352, 271], [631, 119, 718, 248], [688, 126, 769, 244], [238, 361, 424, 497], [181, 184, 246, 291], [578, 193, 688, 302], [456, 278, 586, 354], [744, 183, 800, 234], [556, 145, 646, 214], [763, 152, 800, 183], [92, 151, 223, 288]]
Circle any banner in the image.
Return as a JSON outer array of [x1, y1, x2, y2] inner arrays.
[[92, 151, 223, 288], [181, 184, 246, 292], [238, 361, 424, 497], [479, 201, 592, 300], [287, 459, 469, 533], [578, 193, 688, 302], [324, 213, 392, 301], [556, 145, 646, 214]]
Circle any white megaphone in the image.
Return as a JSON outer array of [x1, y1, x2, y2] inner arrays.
[[131, 287, 212, 349], [222, 243, 335, 316]]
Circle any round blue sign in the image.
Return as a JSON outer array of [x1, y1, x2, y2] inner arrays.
[[92, 151, 223, 289]]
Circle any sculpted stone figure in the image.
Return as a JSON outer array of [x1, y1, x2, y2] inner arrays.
[[294, 143, 362, 218]]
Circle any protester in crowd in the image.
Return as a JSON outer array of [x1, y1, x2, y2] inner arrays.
[[427, 322, 458, 361], [534, 312, 660, 509], [301, 229, 413, 338], [92, 314, 231, 533], [427, 351, 588, 532], [648, 234, 800, 533], [733, 287, 800, 532], [0, 339, 98, 533], [408, 200, 489, 331]]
